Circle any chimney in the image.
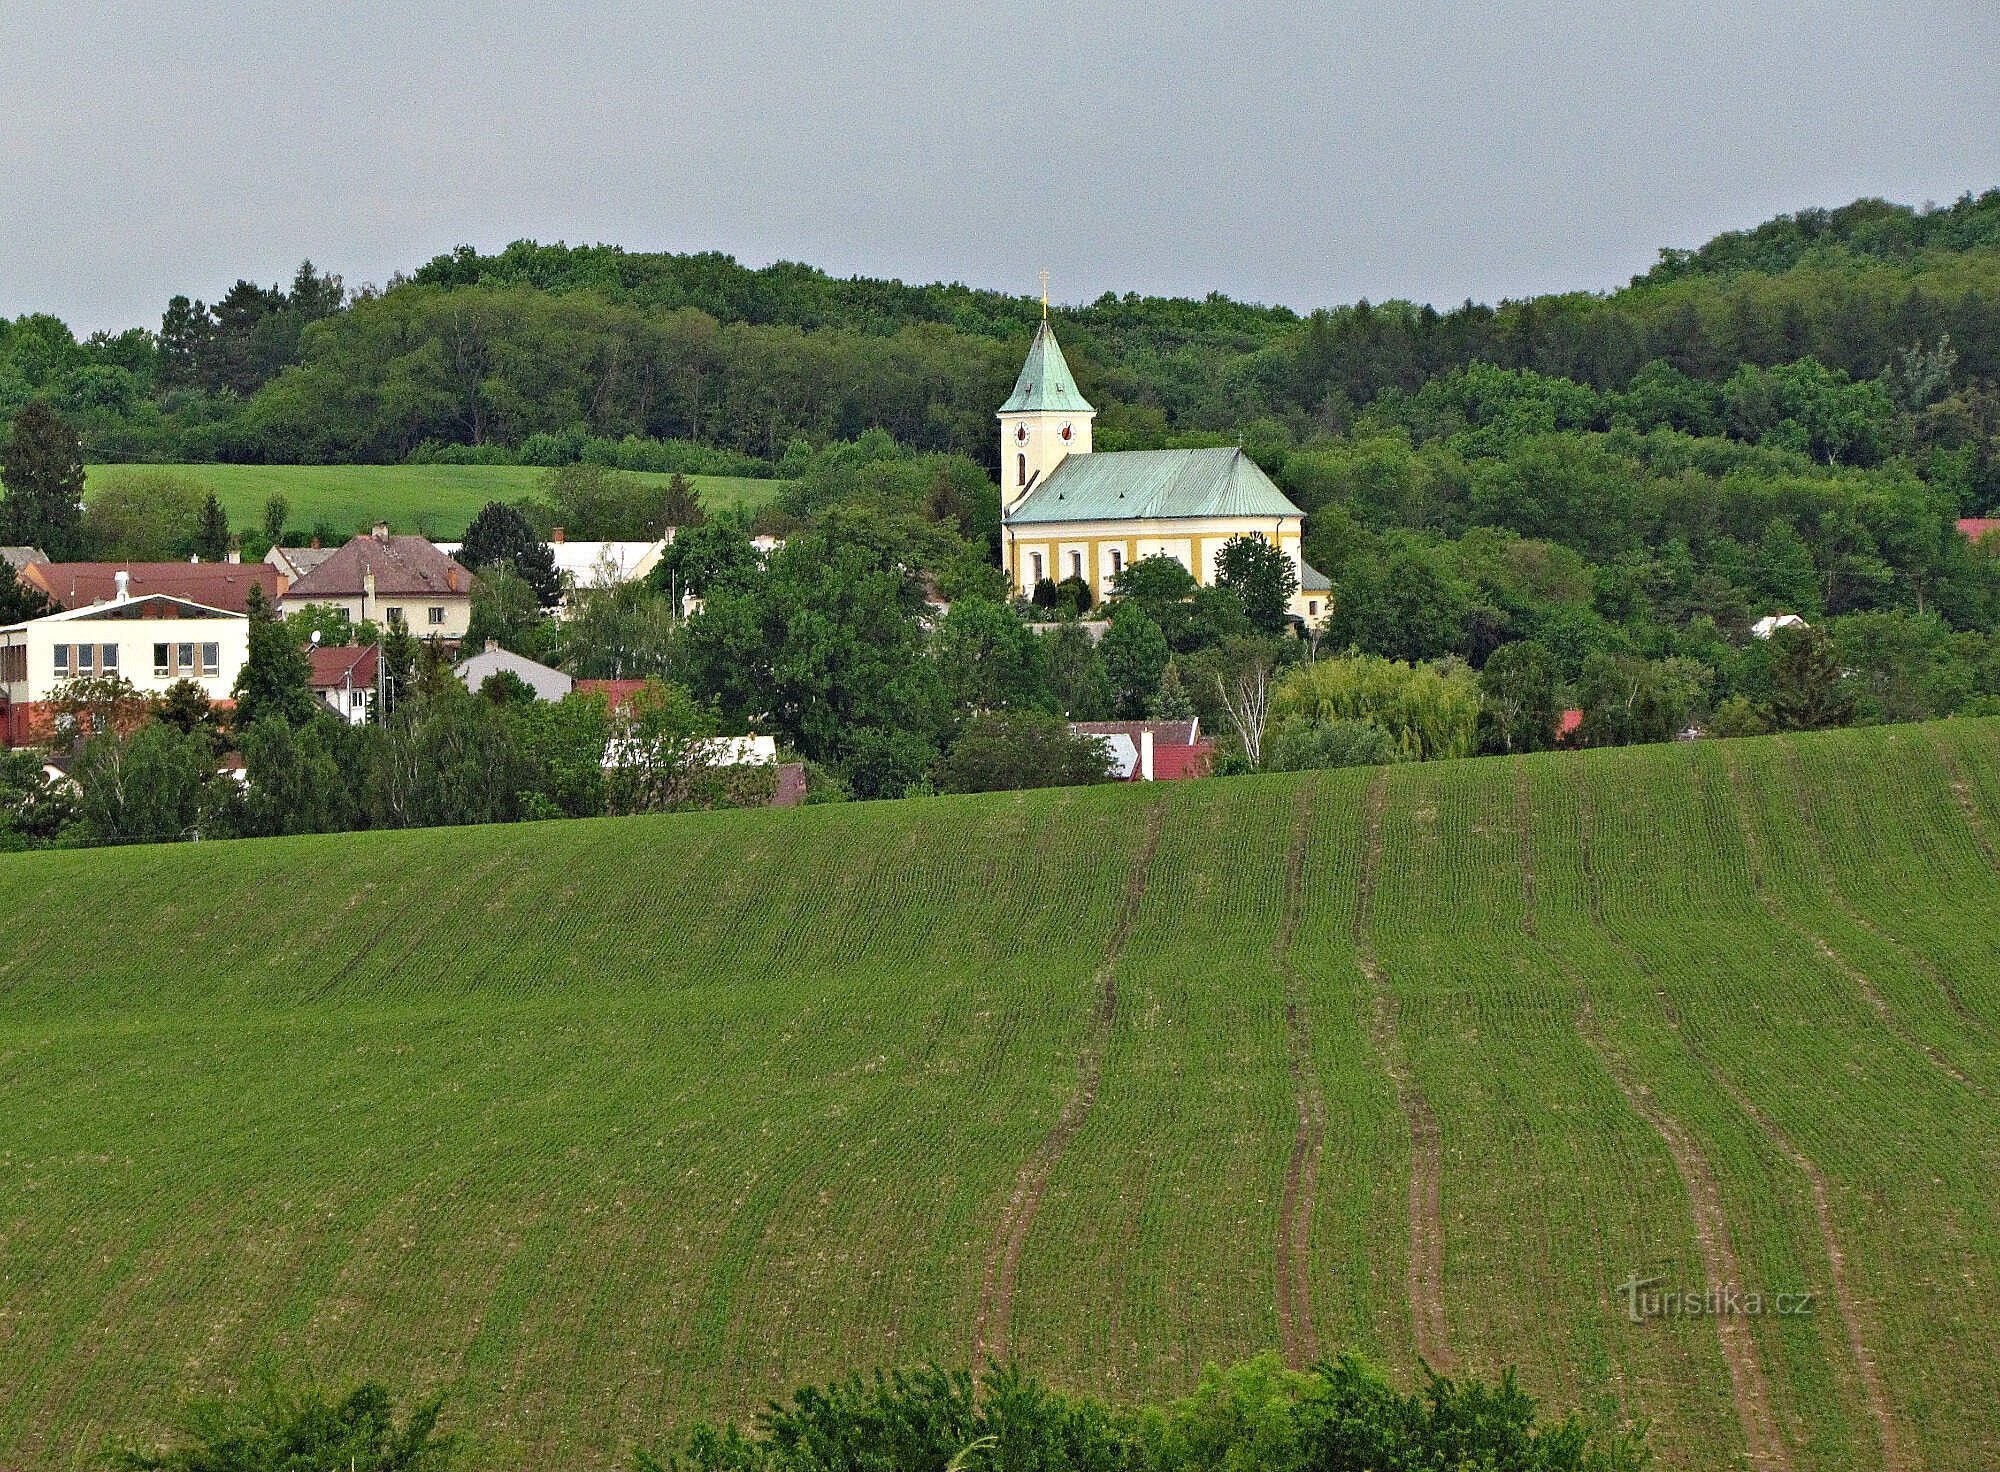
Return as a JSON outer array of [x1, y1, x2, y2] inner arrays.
[[550, 526, 565, 544], [485, 638, 499, 654], [225, 546, 240, 565], [114, 569, 130, 601], [1139, 726, 1155, 781], [372, 521, 389, 542], [363, 571, 376, 613], [309, 535, 321, 549]]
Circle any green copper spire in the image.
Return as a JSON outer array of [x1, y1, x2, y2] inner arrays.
[[998, 319, 1094, 415]]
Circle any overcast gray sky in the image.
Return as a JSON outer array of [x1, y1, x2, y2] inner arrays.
[[3, 0, 1996, 336]]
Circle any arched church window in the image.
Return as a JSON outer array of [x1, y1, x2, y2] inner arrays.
[[1069, 551, 1083, 579], [1109, 549, 1123, 576], [1017, 453, 1027, 487], [1031, 552, 1044, 582]]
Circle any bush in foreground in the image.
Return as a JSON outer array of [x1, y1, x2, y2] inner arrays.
[[108, 1379, 455, 1472]]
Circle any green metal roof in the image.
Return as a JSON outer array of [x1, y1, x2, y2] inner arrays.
[[1300, 560, 1331, 591], [998, 320, 1093, 415], [1006, 447, 1303, 524]]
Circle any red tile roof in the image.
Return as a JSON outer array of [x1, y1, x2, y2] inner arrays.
[[1069, 719, 1201, 746], [23, 561, 280, 614], [1959, 517, 2000, 542], [1151, 740, 1215, 780], [306, 643, 379, 690], [285, 533, 471, 600], [575, 678, 648, 709]]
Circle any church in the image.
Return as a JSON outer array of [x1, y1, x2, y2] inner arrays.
[[997, 317, 1330, 621]]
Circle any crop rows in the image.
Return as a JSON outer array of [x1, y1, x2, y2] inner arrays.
[[1, 722, 1997, 1468]]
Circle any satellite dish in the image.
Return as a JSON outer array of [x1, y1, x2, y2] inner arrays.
[[310, 630, 322, 645]]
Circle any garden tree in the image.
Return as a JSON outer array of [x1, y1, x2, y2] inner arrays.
[[1829, 609, 1977, 723], [194, 494, 230, 561], [1214, 533, 1299, 634], [676, 511, 949, 787], [71, 720, 232, 844], [0, 559, 54, 623], [936, 711, 1115, 793], [240, 714, 360, 836], [1767, 624, 1856, 730], [1269, 653, 1481, 762], [649, 519, 760, 600], [1030, 577, 1064, 612], [49, 673, 151, 744], [464, 565, 553, 659], [281, 602, 364, 648], [1040, 622, 1113, 719], [152, 680, 223, 753], [1476, 638, 1561, 754], [659, 472, 704, 528], [1110, 553, 1198, 608], [378, 620, 421, 718], [1052, 574, 1094, 615], [260, 493, 290, 548], [1576, 652, 1715, 746], [458, 499, 560, 607], [231, 583, 317, 730], [538, 463, 664, 538], [1100, 603, 1170, 718], [1212, 654, 1275, 769], [553, 580, 677, 679], [1323, 542, 1471, 663], [108, 1377, 455, 1472], [79, 472, 205, 560], [501, 690, 609, 819], [603, 680, 757, 815], [1267, 716, 1400, 771], [476, 670, 541, 706], [1150, 660, 1196, 721], [0, 402, 84, 558], [932, 598, 1047, 713], [369, 678, 530, 829], [1708, 694, 1769, 737], [0, 748, 76, 848], [934, 540, 1010, 604]]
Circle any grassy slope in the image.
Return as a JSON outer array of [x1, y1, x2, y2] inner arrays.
[[81, 464, 786, 540], [2, 723, 1998, 1470]]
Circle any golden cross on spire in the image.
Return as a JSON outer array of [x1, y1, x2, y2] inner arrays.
[[1039, 268, 1049, 319]]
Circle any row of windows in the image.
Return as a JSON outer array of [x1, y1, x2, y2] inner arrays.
[[47, 642, 221, 679], [382, 607, 448, 627], [1026, 548, 1130, 583]]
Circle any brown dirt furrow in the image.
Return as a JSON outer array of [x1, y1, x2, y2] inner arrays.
[[1354, 772, 1453, 1373], [1274, 779, 1324, 1369], [1575, 998, 1793, 1472], [1717, 749, 1982, 1096], [971, 799, 1165, 1367], [1577, 789, 1909, 1471]]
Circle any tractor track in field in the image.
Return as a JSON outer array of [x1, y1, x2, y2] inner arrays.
[[971, 799, 1165, 1368], [1924, 725, 2000, 876], [1717, 750, 1983, 1098], [1354, 772, 1453, 1373], [1274, 779, 1325, 1369], [1576, 790, 1908, 1472]]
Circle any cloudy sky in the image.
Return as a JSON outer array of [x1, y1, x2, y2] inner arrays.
[[3, 0, 1996, 335]]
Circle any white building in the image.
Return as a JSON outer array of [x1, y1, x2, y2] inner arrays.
[[0, 581, 249, 746]]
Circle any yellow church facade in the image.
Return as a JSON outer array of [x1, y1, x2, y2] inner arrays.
[[996, 319, 1329, 620]]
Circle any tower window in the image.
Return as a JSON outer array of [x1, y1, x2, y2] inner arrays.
[[1017, 452, 1027, 487]]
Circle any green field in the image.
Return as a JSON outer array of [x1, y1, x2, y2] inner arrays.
[[82, 464, 787, 540], [3, 722, 1999, 1470]]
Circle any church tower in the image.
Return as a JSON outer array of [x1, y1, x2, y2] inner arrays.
[[997, 315, 1093, 515]]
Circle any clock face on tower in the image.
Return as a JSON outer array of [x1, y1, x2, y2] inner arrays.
[[1059, 422, 1074, 442], [1014, 424, 1029, 444]]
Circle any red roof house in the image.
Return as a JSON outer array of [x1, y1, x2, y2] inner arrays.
[[1069, 718, 1215, 781], [22, 560, 281, 614], [306, 643, 380, 724]]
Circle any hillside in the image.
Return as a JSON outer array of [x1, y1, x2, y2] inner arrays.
[[79, 463, 785, 541], [3, 722, 2000, 1470]]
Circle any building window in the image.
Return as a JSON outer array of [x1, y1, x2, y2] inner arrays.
[[153, 643, 170, 676], [1109, 549, 1123, 576], [1069, 551, 1082, 579], [385, 607, 405, 627], [1308, 600, 1319, 617], [350, 689, 367, 710], [1030, 552, 1044, 583], [77, 645, 95, 676], [427, 606, 446, 625], [53, 645, 70, 678], [177, 643, 194, 674], [0, 646, 23, 683], [1017, 452, 1027, 487], [100, 644, 118, 673], [200, 643, 219, 676]]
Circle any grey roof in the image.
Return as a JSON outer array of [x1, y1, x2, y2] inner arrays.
[[453, 647, 574, 702], [998, 320, 1093, 415], [1, 546, 48, 572], [1006, 447, 1302, 525], [276, 546, 338, 577], [1300, 560, 1330, 592]]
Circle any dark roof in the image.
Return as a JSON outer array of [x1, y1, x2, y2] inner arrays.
[[1, 546, 48, 572], [24, 561, 279, 613], [1070, 719, 1202, 747], [275, 546, 339, 577], [285, 533, 471, 600], [306, 643, 379, 690]]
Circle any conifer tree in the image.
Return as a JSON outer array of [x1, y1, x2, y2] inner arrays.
[[0, 403, 85, 559]]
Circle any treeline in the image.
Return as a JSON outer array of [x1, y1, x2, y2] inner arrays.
[[5, 191, 2000, 507], [106, 1353, 1648, 1472]]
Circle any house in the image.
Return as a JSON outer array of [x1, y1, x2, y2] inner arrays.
[[997, 317, 1330, 622], [0, 580, 249, 746], [1, 547, 48, 573], [265, 544, 339, 583], [1069, 718, 1214, 781], [436, 532, 669, 609], [1750, 613, 1809, 639], [1958, 517, 2000, 543], [22, 558, 281, 613], [281, 523, 474, 637], [454, 642, 573, 701], [307, 643, 379, 725]]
